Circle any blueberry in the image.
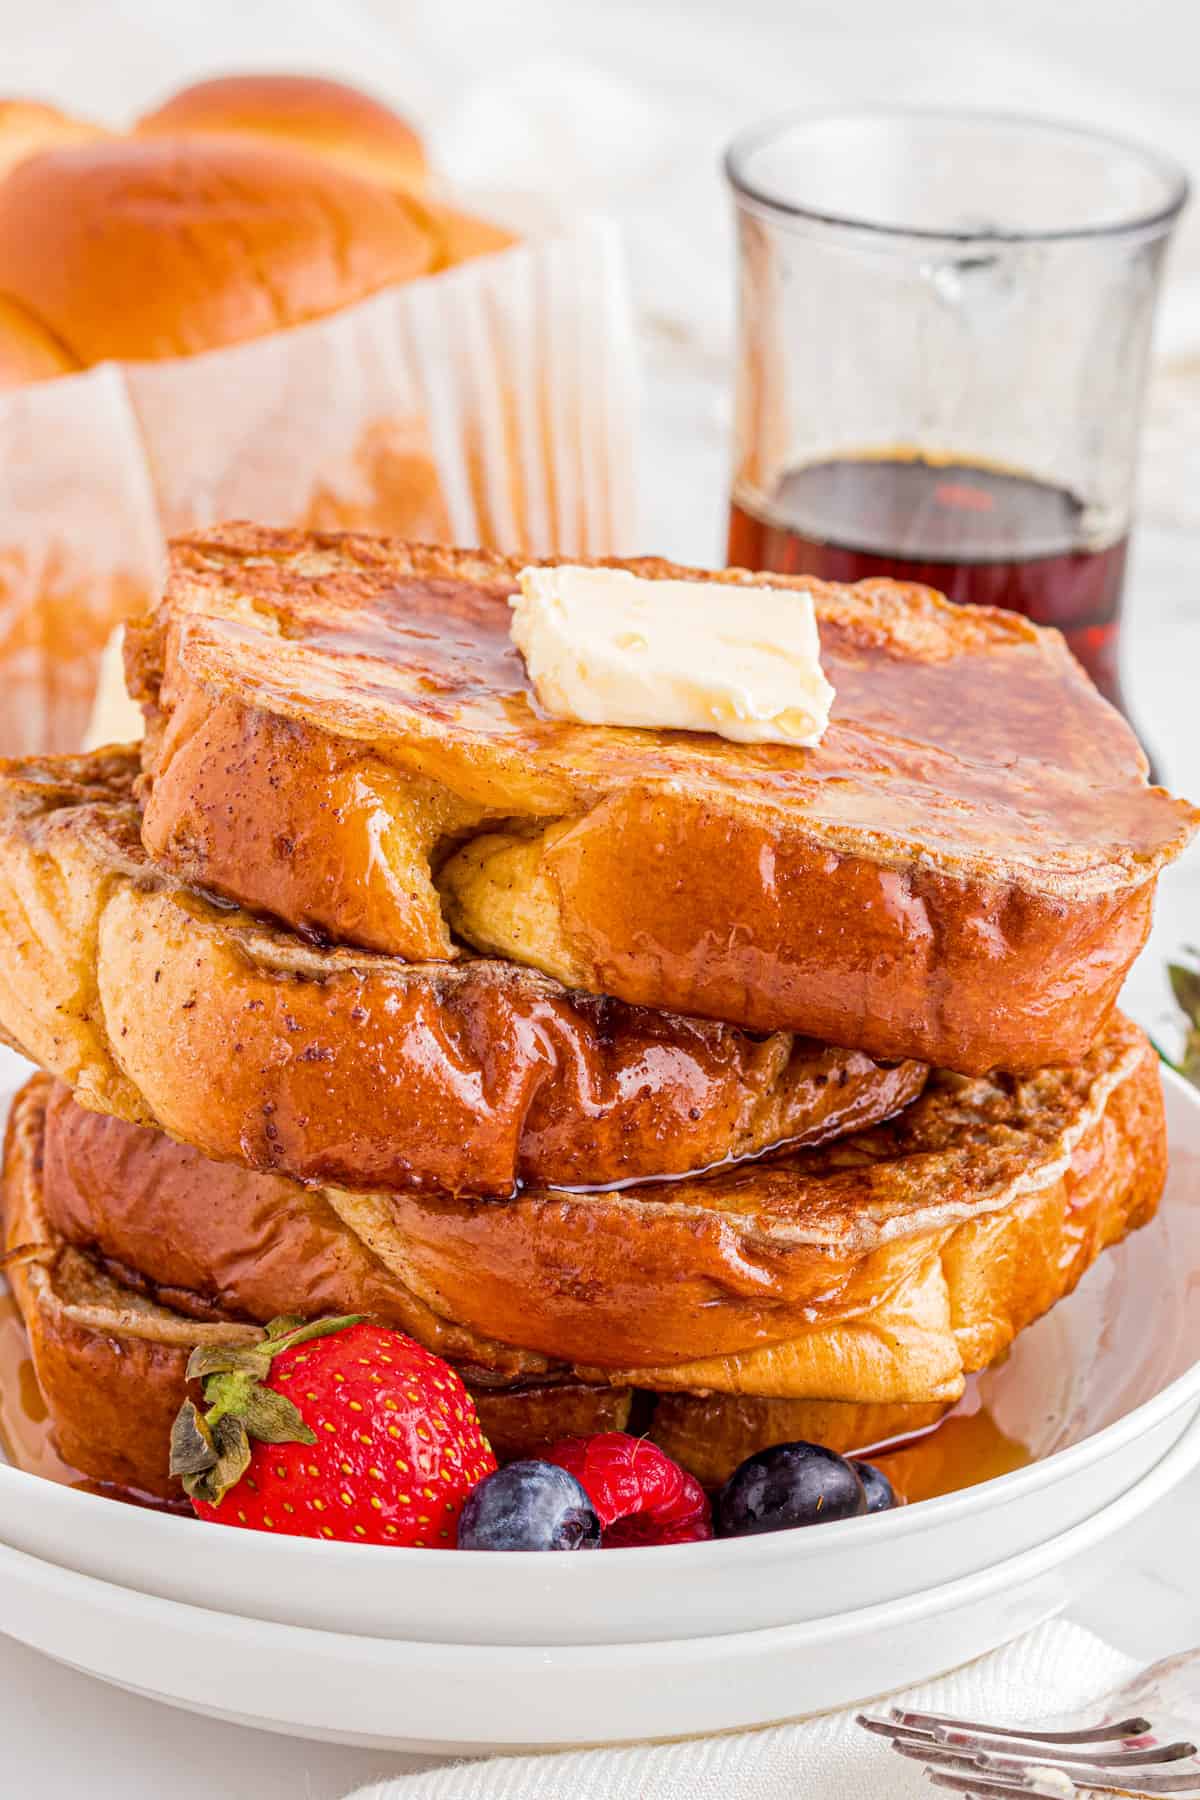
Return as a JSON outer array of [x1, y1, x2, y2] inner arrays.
[[714, 1441, 867, 1537], [457, 1460, 602, 1551], [852, 1459, 896, 1514]]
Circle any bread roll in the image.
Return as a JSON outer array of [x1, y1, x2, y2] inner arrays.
[[0, 294, 78, 389], [0, 137, 438, 365], [0, 98, 107, 179], [135, 72, 427, 194]]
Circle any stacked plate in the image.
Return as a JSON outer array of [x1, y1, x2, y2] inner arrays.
[[1, 1051, 1199, 1753]]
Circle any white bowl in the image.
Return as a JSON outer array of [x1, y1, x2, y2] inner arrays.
[[2, 1404, 1198, 1753], [1, 1053, 1199, 1745], [2, 1063, 1199, 1650]]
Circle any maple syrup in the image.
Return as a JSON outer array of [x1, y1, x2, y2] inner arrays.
[[864, 1382, 1033, 1506], [0, 1288, 79, 1488], [0, 1289, 188, 1512], [729, 456, 1131, 715], [0, 1284, 1030, 1514]]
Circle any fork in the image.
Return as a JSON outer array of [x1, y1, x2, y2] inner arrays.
[[857, 1647, 1200, 1796]]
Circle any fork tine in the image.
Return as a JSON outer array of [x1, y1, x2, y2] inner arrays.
[[891, 1740, 981, 1769], [1026, 1777, 1200, 1795], [1072, 1779, 1200, 1796], [856, 1712, 938, 1744], [981, 1742, 1200, 1771], [925, 1772, 1035, 1797], [927, 1772, 1200, 1797], [995, 1770, 1200, 1797], [894, 1706, 1153, 1744]]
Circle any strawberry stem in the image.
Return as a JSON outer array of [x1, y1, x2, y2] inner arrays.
[[170, 1313, 364, 1507]]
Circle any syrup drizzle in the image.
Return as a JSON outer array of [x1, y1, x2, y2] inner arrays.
[[0, 1289, 188, 1512]]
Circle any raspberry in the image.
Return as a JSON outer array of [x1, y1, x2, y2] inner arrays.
[[542, 1432, 711, 1546]]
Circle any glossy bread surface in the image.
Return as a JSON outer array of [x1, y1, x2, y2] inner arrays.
[[0, 750, 924, 1195], [6, 1007, 1164, 1404], [0, 1090, 932, 1498], [131, 525, 1200, 1072], [2, 1081, 629, 1496]]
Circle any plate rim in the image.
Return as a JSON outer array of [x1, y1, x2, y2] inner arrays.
[[2, 1395, 1197, 1666]]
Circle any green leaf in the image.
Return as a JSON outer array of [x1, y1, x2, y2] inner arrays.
[[199, 1368, 261, 1418], [169, 1399, 217, 1478], [185, 1341, 271, 1383], [1168, 962, 1200, 1026], [261, 1314, 365, 1360], [238, 1384, 316, 1446], [183, 1414, 252, 1508], [172, 1316, 365, 1503], [264, 1315, 306, 1341]]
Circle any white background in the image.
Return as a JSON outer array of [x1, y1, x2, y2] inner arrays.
[[0, 0, 1198, 1791]]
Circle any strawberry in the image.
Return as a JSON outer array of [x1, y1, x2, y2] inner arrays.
[[542, 1432, 712, 1546], [169, 1315, 496, 1546]]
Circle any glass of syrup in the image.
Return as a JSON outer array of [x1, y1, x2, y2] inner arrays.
[[725, 109, 1188, 721]]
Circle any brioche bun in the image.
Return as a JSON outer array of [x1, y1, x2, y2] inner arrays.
[[0, 294, 78, 389], [135, 72, 427, 194], [0, 98, 107, 179], [0, 136, 438, 364]]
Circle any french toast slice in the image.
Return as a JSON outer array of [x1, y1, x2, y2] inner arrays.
[[1, 1081, 624, 1495], [0, 750, 924, 1195], [7, 1008, 1163, 1405], [128, 524, 1199, 1073], [0, 1093, 913, 1496], [1, 1050, 1163, 1497]]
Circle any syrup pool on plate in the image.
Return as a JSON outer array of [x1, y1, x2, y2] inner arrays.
[[865, 1378, 1033, 1505], [0, 1285, 188, 1511]]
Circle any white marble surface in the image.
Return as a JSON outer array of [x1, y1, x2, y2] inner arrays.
[[2, 1, 1199, 1791]]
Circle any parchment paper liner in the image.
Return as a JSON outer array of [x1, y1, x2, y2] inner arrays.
[[0, 217, 639, 754]]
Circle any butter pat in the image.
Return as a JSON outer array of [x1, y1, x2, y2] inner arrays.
[[510, 566, 835, 746]]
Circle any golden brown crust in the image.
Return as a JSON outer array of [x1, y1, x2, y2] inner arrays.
[[589, 1018, 1165, 1398], [0, 749, 926, 1195], [650, 1393, 950, 1490], [3, 1084, 634, 1494], [131, 525, 1199, 1073], [2, 1046, 1165, 1493], [0, 139, 437, 366], [471, 1385, 632, 1464], [134, 74, 428, 195], [0, 99, 108, 178], [13, 1006, 1165, 1395], [3, 1081, 252, 1496], [35, 1075, 551, 1379], [0, 293, 79, 388]]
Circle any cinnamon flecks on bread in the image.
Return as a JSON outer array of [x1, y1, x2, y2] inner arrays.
[[0, 749, 926, 1195], [3, 1011, 1163, 1413]]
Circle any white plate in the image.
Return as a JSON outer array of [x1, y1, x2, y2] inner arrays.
[[2, 1062, 1199, 1649], [2, 1404, 1198, 1753]]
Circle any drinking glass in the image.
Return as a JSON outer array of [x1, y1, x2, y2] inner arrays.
[[725, 108, 1188, 718]]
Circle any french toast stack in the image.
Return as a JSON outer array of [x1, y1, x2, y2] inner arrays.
[[0, 526, 1196, 1501]]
